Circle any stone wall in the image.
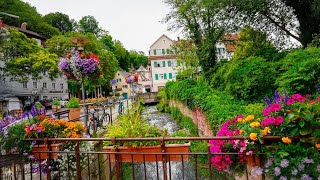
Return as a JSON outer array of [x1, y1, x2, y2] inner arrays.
[[169, 100, 213, 136]]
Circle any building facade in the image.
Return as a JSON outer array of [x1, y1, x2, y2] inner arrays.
[[111, 71, 132, 99], [149, 35, 178, 92], [216, 34, 239, 61]]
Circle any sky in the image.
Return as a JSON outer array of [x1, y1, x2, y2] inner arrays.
[[22, 0, 180, 55]]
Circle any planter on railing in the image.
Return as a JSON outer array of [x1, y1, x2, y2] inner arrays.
[[69, 107, 81, 121], [103, 143, 190, 162], [32, 143, 62, 160]]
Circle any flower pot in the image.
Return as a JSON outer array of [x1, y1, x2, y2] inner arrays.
[[32, 143, 62, 160], [244, 155, 260, 167], [103, 143, 190, 162], [69, 107, 81, 121]]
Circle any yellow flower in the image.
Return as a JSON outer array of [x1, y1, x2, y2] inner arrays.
[[245, 115, 255, 122], [250, 122, 260, 128], [316, 144, 320, 149], [261, 129, 268, 136], [237, 118, 244, 122], [264, 127, 271, 133], [240, 130, 245, 134], [282, 137, 292, 144], [249, 133, 258, 141]]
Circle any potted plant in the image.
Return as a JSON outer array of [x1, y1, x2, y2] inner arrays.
[[52, 99, 61, 112], [103, 102, 190, 162], [67, 97, 81, 121]]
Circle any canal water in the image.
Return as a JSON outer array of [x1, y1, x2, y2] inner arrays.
[[132, 106, 197, 180]]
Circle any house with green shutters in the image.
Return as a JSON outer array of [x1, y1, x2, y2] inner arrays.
[[149, 35, 177, 92]]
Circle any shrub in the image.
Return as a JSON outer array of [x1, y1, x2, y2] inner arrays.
[[52, 99, 60, 106], [276, 48, 320, 94], [66, 97, 80, 108]]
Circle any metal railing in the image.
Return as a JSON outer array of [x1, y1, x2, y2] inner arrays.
[[0, 136, 278, 180]]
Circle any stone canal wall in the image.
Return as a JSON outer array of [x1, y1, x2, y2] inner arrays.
[[169, 100, 213, 136]]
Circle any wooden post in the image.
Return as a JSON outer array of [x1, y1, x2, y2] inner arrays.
[[75, 141, 82, 180]]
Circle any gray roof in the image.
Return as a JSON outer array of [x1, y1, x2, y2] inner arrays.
[[118, 71, 130, 78]]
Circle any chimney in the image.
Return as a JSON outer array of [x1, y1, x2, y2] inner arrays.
[[21, 22, 27, 31]]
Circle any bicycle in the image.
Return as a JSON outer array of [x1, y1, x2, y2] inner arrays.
[[88, 105, 110, 135]]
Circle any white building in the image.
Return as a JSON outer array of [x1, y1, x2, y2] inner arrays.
[[149, 35, 178, 92], [216, 34, 239, 61]]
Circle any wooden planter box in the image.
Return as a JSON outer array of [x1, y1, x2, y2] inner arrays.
[[69, 107, 81, 121], [244, 155, 260, 167], [32, 143, 62, 160], [103, 143, 190, 162]]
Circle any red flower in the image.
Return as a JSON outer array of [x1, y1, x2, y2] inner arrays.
[[286, 98, 295, 105], [270, 103, 281, 111], [274, 116, 284, 126], [292, 94, 302, 100], [25, 126, 31, 133], [297, 96, 306, 103]]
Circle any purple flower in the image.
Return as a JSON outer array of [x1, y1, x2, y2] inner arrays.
[[265, 158, 273, 168], [303, 158, 314, 164], [298, 164, 305, 171], [292, 169, 298, 175], [274, 167, 281, 176], [280, 159, 289, 168], [29, 155, 35, 160], [255, 167, 263, 176], [264, 96, 272, 107], [284, 90, 289, 103], [317, 165, 320, 172], [279, 176, 287, 180], [23, 152, 28, 156], [301, 174, 312, 180]]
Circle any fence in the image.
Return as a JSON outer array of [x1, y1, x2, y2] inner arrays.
[[0, 136, 279, 180]]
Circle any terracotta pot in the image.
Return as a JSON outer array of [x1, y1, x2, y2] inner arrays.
[[244, 155, 260, 167], [32, 143, 62, 160], [69, 107, 81, 121], [103, 143, 190, 162], [52, 105, 61, 112]]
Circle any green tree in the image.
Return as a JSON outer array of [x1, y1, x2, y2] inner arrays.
[[128, 50, 148, 68], [233, 26, 278, 60], [43, 12, 75, 33], [1, 29, 59, 82], [79, 15, 105, 37], [114, 40, 130, 70], [45, 35, 74, 57], [100, 34, 116, 52]]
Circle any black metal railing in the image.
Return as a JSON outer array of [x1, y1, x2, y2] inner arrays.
[[0, 136, 275, 180]]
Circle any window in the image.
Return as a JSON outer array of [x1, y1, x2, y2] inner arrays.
[[122, 85, 128, 88], [156, 49, 162, 55], [52, 83, 56, 89], [153, 49, 157, 55], [43, 82, 47, 89], [162, 49, 165, 54], [119, 79, 122, 82], [164, 73, 167, 80], [60, 83, 64, 90], [168, 61, 172, 67], [166, 49, 170, 54], [42, 70, 46, 75], [33, 82, 37, 89], [159, 74, 164, 80], [172, 61, 177, 67], [162, 61, 166, 67], [163, 40, 166, 44], [155, 74, 159, 80], [154, 61, 161, 67], [169, 73, 173, 79], [23, 82, 27, 88]]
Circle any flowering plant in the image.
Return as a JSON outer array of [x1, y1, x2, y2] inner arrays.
[[59, 49, 102, 80]]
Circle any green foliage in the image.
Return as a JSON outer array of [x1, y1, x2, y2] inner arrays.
[[66, 97, 80, 108], [79, 15, 105, 37], [212, 57, 277, 101], [276, 48, 320, 95], [43, 12, 75, 33], [52, 99, 60, 106], [45, 35, 74, 57], [233, 26, 278, 61], [168, 107, 198, 136]]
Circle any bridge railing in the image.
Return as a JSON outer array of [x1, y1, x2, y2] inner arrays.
[[0, 136, 277, 180]]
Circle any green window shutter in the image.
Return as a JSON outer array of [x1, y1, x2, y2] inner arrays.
[[162, 49, 165, 54], [164, 73, 167, 79], [169, 73, 172, 79], [168, 61, 171, 67], [166, 49, 170, 54], [155, 74, 159, 80], [162, 61, 166, 67], [154, 49, 157, 55], [154, 61, 157, 67]]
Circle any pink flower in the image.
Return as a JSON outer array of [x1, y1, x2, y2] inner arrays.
[[270, 104, 281, 111], [246, 151, 253, 155], [292, 94, 302, 100], [274, 116, 284, 126], [263, 107, 271, 116], [286, 98, 295, 105], [297, 96, 306, 102]]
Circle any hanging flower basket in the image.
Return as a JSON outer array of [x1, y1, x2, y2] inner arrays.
[[103, 143, 190, 162]]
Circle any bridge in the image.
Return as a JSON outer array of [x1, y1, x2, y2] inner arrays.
[[138, 92, 159, 104]]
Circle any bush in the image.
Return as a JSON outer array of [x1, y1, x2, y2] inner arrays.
[[66, 97, 79, 108], [211, 57, 277, 101], [276, 48, 320, 94]]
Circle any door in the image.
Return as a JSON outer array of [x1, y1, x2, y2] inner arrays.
[[123, 93, 128, 99]]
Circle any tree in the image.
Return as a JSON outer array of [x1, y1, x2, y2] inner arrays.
[[233, 26, 278, 60], [128, 51, 148, 68], [45, 35, 74, 57], [100, 34, 116, 52], [164, 0, 230, 77], [113, 40, 130, 70], [0, 0, 60, 38], [218, 0, 320, 48], [79, 15, 105, 37], [43, 12, 75, 33], [1, 29, 59, 82]]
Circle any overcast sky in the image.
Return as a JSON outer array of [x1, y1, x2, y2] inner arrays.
[[22, 0, 180, 55]]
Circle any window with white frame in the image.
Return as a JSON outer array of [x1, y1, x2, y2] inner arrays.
[[23, 82, 27, 89], [159, 74, 164, 80], [52, 83, 56, 89], [43, 82, 47, 89], [33, 82, 37, 89], [156, 49, 162, 55]]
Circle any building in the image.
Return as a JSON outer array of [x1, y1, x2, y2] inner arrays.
[[216, 34, 239, 61], [149, 35, 178, 92], [0, 22, 68, 111], [111, 71, 132, 99], [135, 65, 152, 93]]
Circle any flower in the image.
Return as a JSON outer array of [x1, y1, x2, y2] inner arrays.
[[270, 103, 282, 111], [250, 122, 260, 128], [263, 108, 271, 116], [274, 167, 281, 176], [303, 158, 314, 164], [274, 116, 284, 126], [282, 137, 292, 144], [291, 169, 298, 175], [249, 133, 258, 141], [301, 174, 312, 180], [297, 96, 306, 102], [255, 167, 264, 176], [286, 98, 295, 105], [245, 115, 255, 121], [292, 94, 302, 100], [280, 159, 289, 168], [316, 144, 320, 149], [279, 176, 287, 180], [298, 164, 305, 171]]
